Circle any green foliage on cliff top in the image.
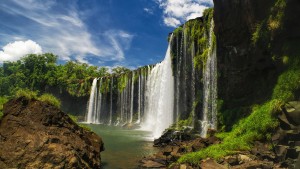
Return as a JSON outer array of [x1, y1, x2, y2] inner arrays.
[[189, 8, 214, 70]]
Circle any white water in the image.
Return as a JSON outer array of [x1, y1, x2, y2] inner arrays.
[[97, 78, 103, 123], [86, 78, 98, 123], [142, 35, 175, 139], [137, 74, 141, 124], [109, 77, 113, 125], [130, 72, 134, 123], [201, 20, 217, 137]]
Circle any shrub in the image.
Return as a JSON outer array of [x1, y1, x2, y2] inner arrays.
[[15, 89, 38, 100], [39, 93, 61, 108]]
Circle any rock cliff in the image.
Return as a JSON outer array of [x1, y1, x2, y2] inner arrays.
[[0, 97, 104, 169], [214, 0, 300, 128]]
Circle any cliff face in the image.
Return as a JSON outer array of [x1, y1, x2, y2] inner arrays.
[[0, 97, 104, 169], [214, 0, 300, 128]]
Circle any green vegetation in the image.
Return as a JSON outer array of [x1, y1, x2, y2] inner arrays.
[[0, 97, 8, 118], [15, 89, 38, 100], [14, 89, 61, 108], [118, 74, 129, 92], [186, 8, 214, 71], [39, 93, 61, 108], [68, 114, 91, 131], [252, 0, 286, 45], [179, 99, 282, 164], [0, 53, 109, 97], [172, 115, 194, 131]]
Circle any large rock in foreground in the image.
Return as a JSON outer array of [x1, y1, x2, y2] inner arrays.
[[0, 97, 104, 169]]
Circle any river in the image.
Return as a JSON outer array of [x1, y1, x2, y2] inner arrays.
[[85, 124, 157, 169]]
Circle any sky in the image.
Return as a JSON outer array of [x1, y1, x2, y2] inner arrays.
[[0, 0, 213, 69]]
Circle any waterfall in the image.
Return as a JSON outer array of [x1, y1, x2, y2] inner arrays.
[[191, 42, 196, 128], [84, 18, 217, 140], [130, 72, 134, 123], [142, 35, 175, 139], [137, 74, 141, 124], [86, 78, 98, 123], [97, 78, 103, 123], [201, 20, 217, 137], [109, 77, 113, 125]]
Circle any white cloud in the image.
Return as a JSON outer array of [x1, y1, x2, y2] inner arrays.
[[0, 40, 42, 62], [102, 30, 134, 61], [164, 17, 181, 27], [144, 8, 154, 14], [0, 0, 134, 65], [156, 0, 213, 27]]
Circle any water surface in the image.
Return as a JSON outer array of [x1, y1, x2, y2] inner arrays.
[[86, 124, 157, 169]]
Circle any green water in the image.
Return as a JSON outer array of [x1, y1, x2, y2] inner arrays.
[[85, 124, 157, 169]]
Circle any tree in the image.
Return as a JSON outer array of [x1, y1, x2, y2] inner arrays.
[[112, 66, 131, 75]]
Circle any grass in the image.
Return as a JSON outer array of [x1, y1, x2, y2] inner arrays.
[[68, 114, 91, 131], [15, 89, 38, 100], [178, 99, 281, 164], [39, 93, 61, 108], [14, 89, 61, 108]]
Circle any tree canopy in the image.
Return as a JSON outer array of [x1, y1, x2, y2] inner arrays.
[[0, 53, 110, 97]]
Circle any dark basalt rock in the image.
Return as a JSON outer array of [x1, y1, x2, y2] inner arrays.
[[214, 0, 300, 129], [154, 128, 194, 147], [0, 97, 104, 169]]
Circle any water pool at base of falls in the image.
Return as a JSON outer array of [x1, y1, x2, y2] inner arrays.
[[85, 124, 157, 169]]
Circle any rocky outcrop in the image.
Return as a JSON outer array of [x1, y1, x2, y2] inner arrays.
[[140, 130, 220, 168], [0, 97, 104, 169]]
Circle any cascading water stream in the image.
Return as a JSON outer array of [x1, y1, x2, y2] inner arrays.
[[86, 78, 98, 123], [109, 77, 113, 125], [96, 78, 103, 124], [130, 72, 134, 123], [142, 35, 175, 139], [201, 20, 217, 137], [137, 74, 141, 124]]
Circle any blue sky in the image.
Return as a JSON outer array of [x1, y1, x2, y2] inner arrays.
[[0, 0, 213, 69]]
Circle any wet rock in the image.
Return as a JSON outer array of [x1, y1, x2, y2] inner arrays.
[[238, 154, 252, 164], [154, 129, 193, 147], [0, 97, 104, 169], [200, 159, 227, 169], [141, 160, 165, 168], [232, 160, 274, 169], [224, 155, 239, 166]]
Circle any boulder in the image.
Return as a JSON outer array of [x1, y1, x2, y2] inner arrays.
[[200, 159, 227, 169], [0, 97, 104, 169], [140, 159, 165, 168], [283, 101, 300, 125]]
